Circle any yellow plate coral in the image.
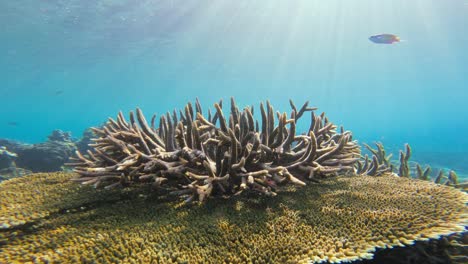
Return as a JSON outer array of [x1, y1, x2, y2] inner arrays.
[[1, 172, 466, 263]]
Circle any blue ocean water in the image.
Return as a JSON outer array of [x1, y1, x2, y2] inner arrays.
[[0, 1, 467, 178]]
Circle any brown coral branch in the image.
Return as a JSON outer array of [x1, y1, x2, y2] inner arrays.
[[68, 99, 360, 202]]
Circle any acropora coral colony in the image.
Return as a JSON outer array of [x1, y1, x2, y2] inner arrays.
[[68, 98, 463, 202], [68, 98, 362, 202]]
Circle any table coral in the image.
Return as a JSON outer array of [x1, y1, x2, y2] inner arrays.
[[0, 172, 466, 263]]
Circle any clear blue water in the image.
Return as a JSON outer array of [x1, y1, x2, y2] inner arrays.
[[1, 1, 467, 178]]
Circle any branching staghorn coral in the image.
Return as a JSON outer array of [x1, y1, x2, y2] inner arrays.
[[435, 170, 462, 187], [398, 143, 412, 178], [416, 163, 432, 181], [356, 142, 394, 176], [357, 142, 465, 189], [67, 98, 360, 202]]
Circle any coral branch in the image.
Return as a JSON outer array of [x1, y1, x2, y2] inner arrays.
[[67, 99, 360, 202]]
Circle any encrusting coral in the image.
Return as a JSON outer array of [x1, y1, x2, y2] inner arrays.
[[0, 172, 116, 229], [67, 98, 361, 202], [0, 172, 466, 263]]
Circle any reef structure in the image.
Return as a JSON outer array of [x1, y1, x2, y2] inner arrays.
[[356, 143, 464, 189], [68, 98, 361, 202], [2, 99, 467, 263], [0, 172, 466, 263], [0, 130, 77, 173]]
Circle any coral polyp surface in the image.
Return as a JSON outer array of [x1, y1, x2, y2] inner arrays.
[[68, 99, 360, 202], [0, 172, 466, 263]]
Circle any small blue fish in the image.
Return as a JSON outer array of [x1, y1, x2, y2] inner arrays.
[[369, 34, 401, 44]]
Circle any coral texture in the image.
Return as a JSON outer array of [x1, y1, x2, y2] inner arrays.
[[0, 172, 466, 263], [357, 143, 464, 188], [68, 99, 360, 202]]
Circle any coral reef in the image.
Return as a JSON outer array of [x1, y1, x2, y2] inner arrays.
[[76, 127, 97, 154], [359, 231, 468, 264], [2, 99, 465, 263], [0, 130, 77, 173], [398, 144, 412, 178], [0, 167, 32, 182], [415, 163, 431, 181], [0, 146, 29, 182], [16, 140, 76, 172], [68, 98, 361, 202], [0, 146, 17, 170], [0, 172, 466, 263], [357, 142, 464, 189], [0, 146, 17, 158], [47, 129, 73, 142], [356, 143, 393, 176]]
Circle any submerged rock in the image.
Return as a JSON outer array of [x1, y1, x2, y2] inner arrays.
[[0, 172, 466, 263]]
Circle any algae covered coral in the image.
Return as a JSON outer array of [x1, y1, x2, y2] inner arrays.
[[68, 98, 360, 202], [0, 172, 466, 263]]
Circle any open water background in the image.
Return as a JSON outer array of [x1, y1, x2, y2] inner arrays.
[[1, 0, 467, 178]]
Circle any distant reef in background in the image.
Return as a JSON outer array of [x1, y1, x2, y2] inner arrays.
[[0, 129, 93, 181]]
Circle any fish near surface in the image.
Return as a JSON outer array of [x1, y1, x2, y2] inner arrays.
[[369, 34, 401, 44]]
